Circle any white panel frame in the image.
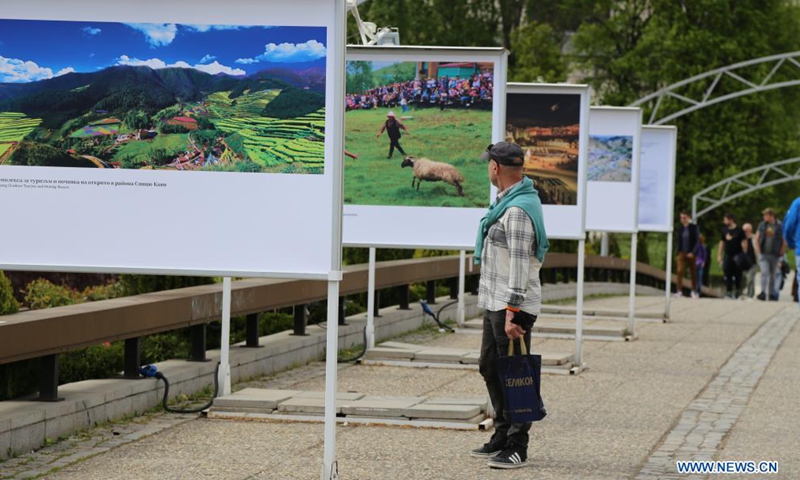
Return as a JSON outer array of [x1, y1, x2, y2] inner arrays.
[[637, 125, 678, 233], [342, 46, 508, 250], [0, 0, 345, 280], [585, 107, 643, 234], [505, 83, 590, 241]]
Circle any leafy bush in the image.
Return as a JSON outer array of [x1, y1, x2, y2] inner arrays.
[[119, 275, 214, 296], [0, 271, 19, 315], [80, 282, 124, 302], [259, 312, 294, 335], [24, 279, 80, 310], [22, 279, 123, 310]]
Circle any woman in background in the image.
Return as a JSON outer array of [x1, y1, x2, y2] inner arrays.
[[696, 234, 709, 296]]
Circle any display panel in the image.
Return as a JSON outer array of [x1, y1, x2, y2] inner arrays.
[[505, 83, 590, 240], [638, 125, 677, 232], [343, 46, 507, 249], [585, 107, 642, 233], [0, 0, 344, 278]]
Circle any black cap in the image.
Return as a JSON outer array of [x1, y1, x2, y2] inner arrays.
[[480, 142, 524, 166]]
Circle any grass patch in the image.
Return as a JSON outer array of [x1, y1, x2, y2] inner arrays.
[[344, 107, 492, 208]]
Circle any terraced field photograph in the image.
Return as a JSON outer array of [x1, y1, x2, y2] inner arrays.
[[0, 19, 327, 174]]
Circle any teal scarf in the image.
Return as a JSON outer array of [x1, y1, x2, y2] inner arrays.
[[474, 177, 549, 264]]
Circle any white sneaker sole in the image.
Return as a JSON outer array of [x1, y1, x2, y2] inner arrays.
[[487, 460, 529, 469], [470, 450, 501, 458]]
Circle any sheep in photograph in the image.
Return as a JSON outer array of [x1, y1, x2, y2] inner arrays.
[[401, 155, 465, 196]]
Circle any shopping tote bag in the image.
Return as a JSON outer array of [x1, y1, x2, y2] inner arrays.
[[496, 337, 546, 423]]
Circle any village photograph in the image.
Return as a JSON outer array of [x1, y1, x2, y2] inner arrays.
[[587, 135, 633, 182], [0, 19, 327, 174], [505, 92, 580, 205]]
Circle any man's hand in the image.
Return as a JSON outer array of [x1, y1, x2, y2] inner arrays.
[[505, 310, 524, 340]]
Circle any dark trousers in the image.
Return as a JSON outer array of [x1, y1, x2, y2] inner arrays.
[[388, 138, 406, 158], [479, 309, 536, 450], [676, 252, 698, 292], [723, 258, 742, 296]]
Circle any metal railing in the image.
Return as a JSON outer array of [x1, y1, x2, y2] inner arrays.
[[0, 254, 686, 401]]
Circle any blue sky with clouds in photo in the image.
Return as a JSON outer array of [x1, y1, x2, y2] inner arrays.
[[0, 20, 327, 83]]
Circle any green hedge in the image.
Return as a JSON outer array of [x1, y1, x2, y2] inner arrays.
[[0, 271, 19, 315]]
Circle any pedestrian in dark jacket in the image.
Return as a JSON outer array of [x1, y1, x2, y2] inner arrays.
[[675, 211, 700, 298]]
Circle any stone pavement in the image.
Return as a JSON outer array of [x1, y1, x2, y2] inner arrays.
[[1, 295, 798, 479]]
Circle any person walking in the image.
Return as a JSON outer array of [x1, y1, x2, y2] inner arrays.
[[376, 111, 409, 159], [741, 223, 758, 300], [717, 213, 748, 299], [754, 208, 785, 301], [696, 234, 708, 296], [472, 142, 549, 470], [783, 197, 800, 310], [675, 211, 700, 298]]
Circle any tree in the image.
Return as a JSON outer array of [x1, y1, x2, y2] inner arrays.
[[571, 0, 800, 232], [509, 22, 567, 83], [498, 0, 526, 50], [348, 0, 498, 47], [346, 61, 374, 94]]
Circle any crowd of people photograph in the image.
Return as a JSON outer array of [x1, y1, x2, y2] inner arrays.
[[346, 69, 494, 112]]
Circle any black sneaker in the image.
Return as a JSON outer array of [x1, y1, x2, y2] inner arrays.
[[757, 292, 766, 301], [470, 435, 506, 458], [487, 447, 528, 469]]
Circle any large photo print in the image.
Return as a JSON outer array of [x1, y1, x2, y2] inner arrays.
[[505, 92, 580, 205], [0, 19, 327, 174], [345, 59, 494, 208]]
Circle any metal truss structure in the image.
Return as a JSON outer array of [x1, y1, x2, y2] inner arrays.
[[692, 157, 800, 221], [347, 0, 400, 46], [630, 51, 800, 125]]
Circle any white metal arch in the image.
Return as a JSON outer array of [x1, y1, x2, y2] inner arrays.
[[630, 51, 800, 125], [691, 157, 800, 221]]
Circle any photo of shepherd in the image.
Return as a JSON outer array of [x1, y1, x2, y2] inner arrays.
[[505, 92, 580, 205], [0, 19, 327, 174], [345, 59, 494, 208], [588, 135, 633, 182]]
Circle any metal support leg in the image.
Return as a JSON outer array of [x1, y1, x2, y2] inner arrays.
[[124, 337, 141, 379], [338, 296, 347, 326], [426, 281, 436, 304], [37, 354, 63, 402], [245, 313, 262, 346], [397, 285, 410, 310], [189, 324, 208, 362], [449, 278, 459, 299], [292, 306, 308, 336]]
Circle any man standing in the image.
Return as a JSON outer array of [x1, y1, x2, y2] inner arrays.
[[376, 111, 409, 159], [754, 208, 786, 301], [741, 223, 758, 300], [675, 211, 700, 298], [473, 142, 549, 470], [717, 213, 748, 299]]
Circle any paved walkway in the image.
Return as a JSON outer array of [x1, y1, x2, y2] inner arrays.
[[1, 295, 797, 479]]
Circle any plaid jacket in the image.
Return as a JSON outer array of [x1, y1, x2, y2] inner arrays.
[[477, 184, 542, 314]]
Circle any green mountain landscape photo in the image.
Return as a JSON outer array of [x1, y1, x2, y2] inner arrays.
[[0, 20, 328, 174]]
